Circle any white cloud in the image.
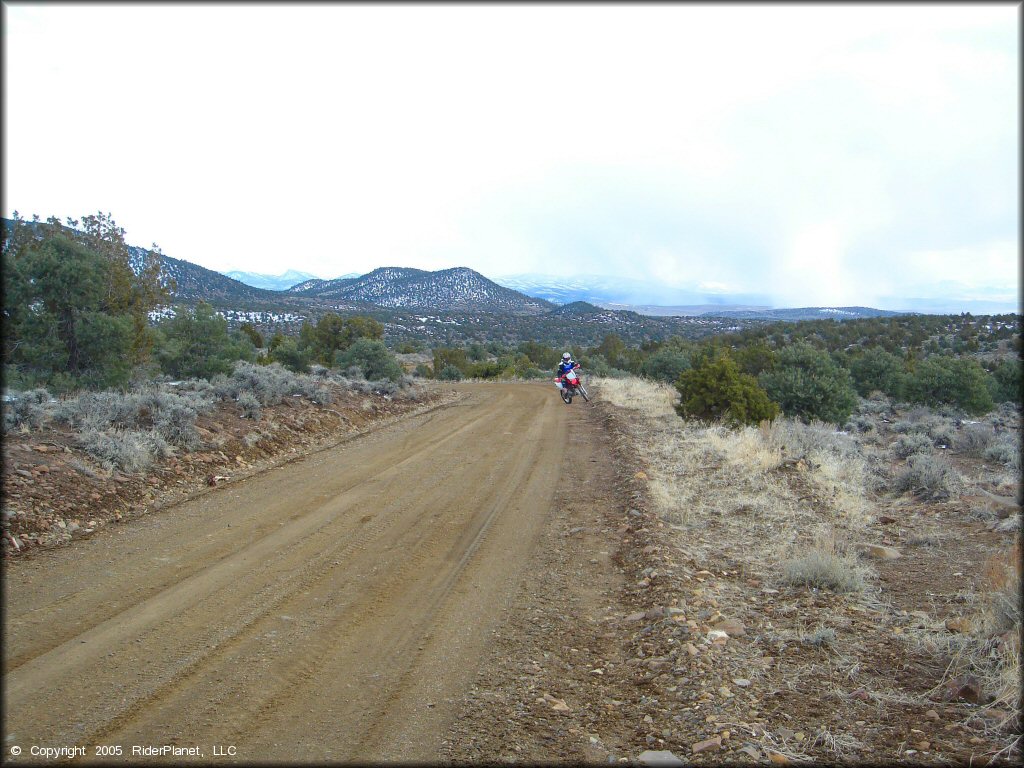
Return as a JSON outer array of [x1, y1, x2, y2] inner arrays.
[[896, 240, 1019, 300], [2, 3, 1018, 309], [770, 222, 852, 307]]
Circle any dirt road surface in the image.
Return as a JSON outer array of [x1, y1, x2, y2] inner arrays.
[[3, 383, 628, 764]]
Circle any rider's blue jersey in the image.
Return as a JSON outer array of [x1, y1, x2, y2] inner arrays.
[[557, 361, 577, 375]]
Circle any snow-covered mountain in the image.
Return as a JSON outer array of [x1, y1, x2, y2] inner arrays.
[[225, 269, 334, 291], [287, 267, 553, 314]]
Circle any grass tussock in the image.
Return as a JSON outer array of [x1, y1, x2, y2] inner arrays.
[[782, 531, 870, 594], [891, 433, 934, 459], [955, 423, 996, 457], [76, 428, 174, 473], [783, 548, 868, 594], [893, 453, 961, 500]]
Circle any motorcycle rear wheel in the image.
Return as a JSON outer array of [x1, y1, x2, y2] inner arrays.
[[560, 389, 572, 404]]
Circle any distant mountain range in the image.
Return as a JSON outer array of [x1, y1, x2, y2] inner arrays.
[[225, 269, 332, 291], [493, 273, 773, 309], [493, 274, 912, 320], [697, 306, 907, 321], [493, 273, 1018, 318]]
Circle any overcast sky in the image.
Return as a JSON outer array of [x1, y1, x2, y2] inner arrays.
[[3, 3, 1019, 311]]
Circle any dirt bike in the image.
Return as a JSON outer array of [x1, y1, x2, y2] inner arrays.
[[555, 367, 590, 404]]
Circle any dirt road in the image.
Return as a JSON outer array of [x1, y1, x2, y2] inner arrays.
[[3, 383, 627, 764]]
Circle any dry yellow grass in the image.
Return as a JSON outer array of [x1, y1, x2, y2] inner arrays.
[[596, 375, 1020, 761], [594, 376, 677, 418], [593, 377, 872, 570]]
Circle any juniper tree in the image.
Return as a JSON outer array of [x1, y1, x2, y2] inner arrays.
[[2, 212, 171, 388], [675, 351, 778, 426], [758, 342, 858, 425], [905, 356, 995, 415]]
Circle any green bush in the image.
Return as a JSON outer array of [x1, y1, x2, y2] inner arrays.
[[433, 347, 469, 377], [759, 343, 858, 425], [333, 339, 403, 382], [733, 341, 776, 377], [675, 353, 779, 426], [155, 303, 256, 380], [466, 360, 505, 379], [272, 337, 311, 373], [4, 234, 135, 391], [640, 348, 691, 383], [438, 365, 463, 381], [239, 322, 264, 349], [905, 356, 994, 415], [989, 359, 1022, 404], [848, 347, 907, 398], [3, 215, 170, 391], [311, 313, 383, 364], [517, 342, 560, 370]]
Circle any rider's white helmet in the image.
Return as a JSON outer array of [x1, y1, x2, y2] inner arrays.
[[562, 352, 571, 361]]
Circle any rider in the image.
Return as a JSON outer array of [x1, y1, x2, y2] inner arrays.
[[556, 352, 579, 387]]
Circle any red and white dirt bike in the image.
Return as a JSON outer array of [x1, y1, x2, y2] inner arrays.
[[555, 367, 590, 404]]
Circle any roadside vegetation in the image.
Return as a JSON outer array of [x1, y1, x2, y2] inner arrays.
[[2, 215, 409, 393], [418, 313, 1018, 427], [3, 362, 421, 474], [595, 374, 1020, 762]]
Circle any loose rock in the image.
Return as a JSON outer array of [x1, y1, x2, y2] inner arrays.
[[691, 736, 722, 754], [854, 542, 902, 560], [638, 750, 685, 766], [713, 618, 746, 636]]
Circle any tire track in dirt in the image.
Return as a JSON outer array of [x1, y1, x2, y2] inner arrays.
[[3, 384, 612, 764], [5, 393, 504, 747], [3, 398, 489, 673], [82, 389, 543, 757]]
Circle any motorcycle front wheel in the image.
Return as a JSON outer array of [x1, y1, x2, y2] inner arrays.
[[578, 384, 590, 402]]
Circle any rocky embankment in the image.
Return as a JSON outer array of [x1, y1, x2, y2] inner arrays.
[[2, 382, 457, 555]]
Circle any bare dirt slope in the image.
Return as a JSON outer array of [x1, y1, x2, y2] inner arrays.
[[3, 382, 639, 764]]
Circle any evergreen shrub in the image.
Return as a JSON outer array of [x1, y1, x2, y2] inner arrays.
[[758, 343, 858, 425], [674, 353, 778, 426]]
